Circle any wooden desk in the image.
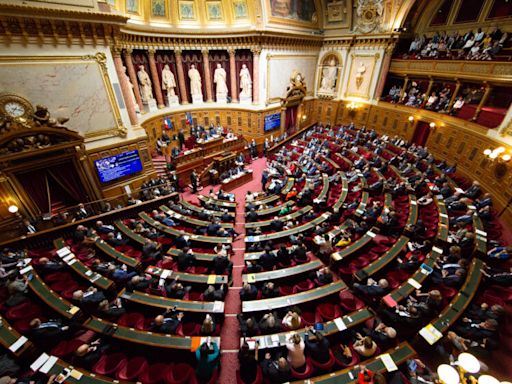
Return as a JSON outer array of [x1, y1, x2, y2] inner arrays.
[[243, 308, 372, 349], [222, 170, 254, 192], [354, 236, 409, 281], [242, 260, 323, 283], [331, 227, 380, 262], [94, 238, 141, 269], [385, 247, 444, 304], [242, 280, 346, 312], [139, 212, 232, 245], [167, 248, 216, 262], [245, 213, 330, 243], [472, 215, 487, 256], [0, 316, 33, 357], [54, 239, 113, 291], [281, 178, 295, 195], [433, 195, 449, 243], [160, 205, 234, 229], [21, 266, 80, 319], [119, 288, 224, 313], [84, 317, 219, 350], [407, 195, 419, 226], [115, 220, 146, 246], [255, 201, 294, 217], [245, 206, 313, 230], [314, 174, 330, 202], [354, 191, 370, 217], [145, 265, 227, 285], [292, 342, 416, 384], [180, 199, 235, 219], [430, 258, 483, 334], [197, 194, 237, 211], [333, 173, 349, 210]]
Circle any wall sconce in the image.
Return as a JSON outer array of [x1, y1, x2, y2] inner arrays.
[[302, 115, 307, 121], [8, 205, 18, 214], [484, 146, 511, 162], [347, 102, 359, 111], [429, 122, 436, 129], [408, 116, 414, 123]]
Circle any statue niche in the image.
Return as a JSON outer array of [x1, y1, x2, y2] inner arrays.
[[318, 54, 341, 97]]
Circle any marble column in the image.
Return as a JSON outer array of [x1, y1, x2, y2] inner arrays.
[[374, 47, 393, 100], [112, 48, 138, 126], [473, 83, 492, 121], [123, 48, 144, 112], [202, 49, 213, 103], [174, 49, 188, 105], [148, 48, 165, 108], [251, 47, 261, 105], [228, 48, 238, 103]]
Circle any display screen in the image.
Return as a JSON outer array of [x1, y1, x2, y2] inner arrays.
[[264, 113, 281, 132], [94, 150, 143, 183]]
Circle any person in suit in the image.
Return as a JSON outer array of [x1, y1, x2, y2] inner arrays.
[[465, 181, 481, 199], [270, 216, 284, 231], [203, 284, 226, 301], [176, 248, 196, 271], [98, 299, 125, 319], [74, 340, 109, 370], [258, 249, 275, 271], [21, 219, 37, 235], [190, 169, 199, 193], [262, 282, 278, 298], [142, 239, 161, 261], [29, 318, 69, 340], [36, 257, 65, 274], [259, 311, 281, 334], [95, 221, 114, 234], [246, 260, 263, 273], [353, 278, 389, 297], [237, 314, 259, 337], [240, 282, 258, 301], [260, 355, 291, 384], [106, 232, 128, 247], [212, 254, 232, 276], [246, 208, 258, 223], [75, 203, 92, 221], [177, 129, 185, 149], [150, 308, 184, 334], [304, 327, 330, 364]]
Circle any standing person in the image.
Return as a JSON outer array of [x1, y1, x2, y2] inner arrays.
[[190, 169, 199, 193], [261, 170, 269, 192], [195, 341, 219, 382], [178, 129, 185, 150]]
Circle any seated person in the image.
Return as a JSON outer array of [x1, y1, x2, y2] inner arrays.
[[203, 284, 226, 301], [304, 326, 330, 364], [282, 310, 302, 331], [487, 246, 512, 260], [150, 309, 184, 334], [200, 314, 216, 336], [237, 314, 260, 337], [74, 339, 109, 370], [260, 355, 291, 384], [261, 281, 278, 298], [239, 282, 258, 301], [353, 278, 389, 297], [353, 335, 377, 357], [311, 266, 333, 285], [259, 312, 281, 334]]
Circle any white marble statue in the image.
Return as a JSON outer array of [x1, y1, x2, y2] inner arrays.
[[213, 63, 228, 102], [161, 64, 176, 96], [355, 62, 367, 89], [137, 65, 154, 103], [319, 58, 337, 93], [188, 64, 203, 100], [239, 64, 252, 98]]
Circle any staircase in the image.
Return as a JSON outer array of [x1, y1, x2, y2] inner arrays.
[[152, 155, 169, 179]]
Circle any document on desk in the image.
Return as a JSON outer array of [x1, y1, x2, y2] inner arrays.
[[333, 317, 347, 331], [9, 336, 27, 353], [380, 353, 398, 372]]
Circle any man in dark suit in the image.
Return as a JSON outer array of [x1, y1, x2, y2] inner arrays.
[[142, 239, 161, 261], [239, 282, 258, 301], [21, 218, 37, 235], [246, 209, 258, 223], [106, 232, 128, 247], [258, 249, 275, 271], [29, 318, 69, 340], [75, 203, 92, 220], [150, 308, 184, 334], [304, 327, 330, 364], [270, 217, 284, 232], [212, 254, 232, 275], [95, 221, 115, 234], [176, 248, 196, 271], [178, 129, 185, 149]]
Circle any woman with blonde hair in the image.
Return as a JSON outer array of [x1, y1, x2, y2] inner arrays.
[[286, 333, 306, 371]]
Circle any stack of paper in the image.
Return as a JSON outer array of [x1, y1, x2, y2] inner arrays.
[[380, 353, 398, 372], [333, 317, 347, 331], [419, 323, 443, 345], [57, 248, 71, 257]]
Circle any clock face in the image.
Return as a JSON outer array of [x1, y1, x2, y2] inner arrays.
[[4, 101, 26, 118]]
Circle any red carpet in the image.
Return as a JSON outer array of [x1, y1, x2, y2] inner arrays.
[[183, 158, 267, 384]]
